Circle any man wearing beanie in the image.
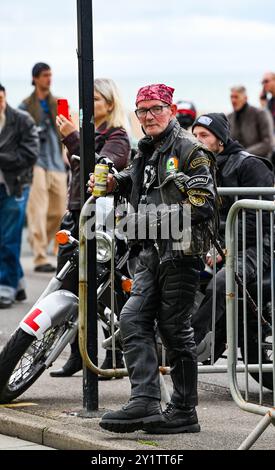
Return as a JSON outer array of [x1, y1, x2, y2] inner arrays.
[[89, 83, 219, 434], [19, 63, 67, 272], [192, 112, 274, 346]]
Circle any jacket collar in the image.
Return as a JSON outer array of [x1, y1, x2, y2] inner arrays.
[[138, 118, 180, 155], [5, 104, 16, 125], [25, 90, 57, 125], [157, 118, 181, 153]]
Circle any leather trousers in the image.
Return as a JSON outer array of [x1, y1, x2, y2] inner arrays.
[[119, 245, 200, 408]]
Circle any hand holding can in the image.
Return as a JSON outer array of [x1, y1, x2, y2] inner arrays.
[[88, 166, 117, 196], [92, 163, 109, 197]]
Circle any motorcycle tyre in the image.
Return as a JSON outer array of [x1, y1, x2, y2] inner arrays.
[[0, 329, 46, 404]]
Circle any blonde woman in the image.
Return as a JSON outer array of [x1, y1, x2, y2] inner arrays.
[[50, 78, 130, 378]]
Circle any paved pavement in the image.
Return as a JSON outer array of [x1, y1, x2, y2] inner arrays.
[[0, 240, 274, 451]]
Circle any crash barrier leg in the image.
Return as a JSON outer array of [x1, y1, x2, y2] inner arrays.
[[238, 412, 275, 450], [226, 199, 275, 449], [78, 196, 171, 405]]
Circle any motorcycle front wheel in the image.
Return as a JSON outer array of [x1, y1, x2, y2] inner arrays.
[[0, 324, 67, 404]]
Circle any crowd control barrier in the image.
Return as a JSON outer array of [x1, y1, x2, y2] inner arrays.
[[226, 198, 275, 449]]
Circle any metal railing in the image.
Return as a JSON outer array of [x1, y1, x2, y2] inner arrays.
[[78, 194, 128, 379], [197, 187, 275, 372], [159, 187, 275, 374], [226, 198, 275, 449], [78, 188, 275, 409], [78, 194, 170, 404]]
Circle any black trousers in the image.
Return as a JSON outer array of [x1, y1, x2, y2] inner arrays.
[[119, 245, 200, 407]]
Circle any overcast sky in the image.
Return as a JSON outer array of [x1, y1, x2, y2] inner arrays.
[[1, 0, 275, 111]]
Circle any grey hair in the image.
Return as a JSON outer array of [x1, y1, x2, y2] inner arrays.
[[230, 85, 247, 95]]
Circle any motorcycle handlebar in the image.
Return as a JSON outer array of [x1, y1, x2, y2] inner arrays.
[[71, 155, 118, 175]]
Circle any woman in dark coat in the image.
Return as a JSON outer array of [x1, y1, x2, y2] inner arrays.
[[50, 78, 130, 377]]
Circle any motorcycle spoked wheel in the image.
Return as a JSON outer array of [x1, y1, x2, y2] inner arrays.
[[240, 332, 273, 391], [0, 324, 67, 404]]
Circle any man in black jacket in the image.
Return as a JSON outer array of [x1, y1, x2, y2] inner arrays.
[[0, 84, 39, 308], [88, 83, 219, 434], [192, 113, 274, 345]]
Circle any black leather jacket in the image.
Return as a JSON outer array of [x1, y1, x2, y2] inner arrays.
[[0, 104, 39, 196], [114, 119, 218, 255], [217, 139, 274, 248]]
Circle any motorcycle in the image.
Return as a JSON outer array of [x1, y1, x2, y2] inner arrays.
[[0, 196, 132, 404]]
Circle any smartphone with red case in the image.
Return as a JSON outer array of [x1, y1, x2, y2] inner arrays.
[[57, 99, 70, 120]]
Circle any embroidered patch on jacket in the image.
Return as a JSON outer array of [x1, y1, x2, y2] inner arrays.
[[186, 175, 209, 189], [187, 189, 209, 197], [189, 195, 206, 206], [166, 157, 179, 173], [190, 157, 211, 169]]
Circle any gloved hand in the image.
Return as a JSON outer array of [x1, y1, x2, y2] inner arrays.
[[154, 171, 189, 192]]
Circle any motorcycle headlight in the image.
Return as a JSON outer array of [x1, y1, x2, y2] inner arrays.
[[96, 231, 112, 263]]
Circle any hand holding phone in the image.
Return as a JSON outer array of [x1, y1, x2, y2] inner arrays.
[[57, 99, 70, 120]]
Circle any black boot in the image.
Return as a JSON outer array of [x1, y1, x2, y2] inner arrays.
[[50, 337, 82, 377], [98, 350, 125, 380], [99, 397, 164, 433], [144, 403, 200, 434]]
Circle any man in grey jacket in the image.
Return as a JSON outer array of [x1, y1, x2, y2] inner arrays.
[[0, 84, 39, 307], [20, 63, 67, 273], [228, 85, 273, 158]]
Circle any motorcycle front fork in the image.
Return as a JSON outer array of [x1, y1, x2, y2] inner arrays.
[[44, 320, 78, 368]]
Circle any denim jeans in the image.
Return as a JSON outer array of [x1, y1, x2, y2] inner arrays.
[[0, 184, 30, 299]]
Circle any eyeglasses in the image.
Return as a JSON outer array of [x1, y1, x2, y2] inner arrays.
[[135, 104, 170, 119], [262, 79, 271, 85]]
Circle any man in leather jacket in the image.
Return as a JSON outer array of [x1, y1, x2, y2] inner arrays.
[[0, 84, 39, 307], [192, 113, 274, 345], [89, 84, 218, 434]]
